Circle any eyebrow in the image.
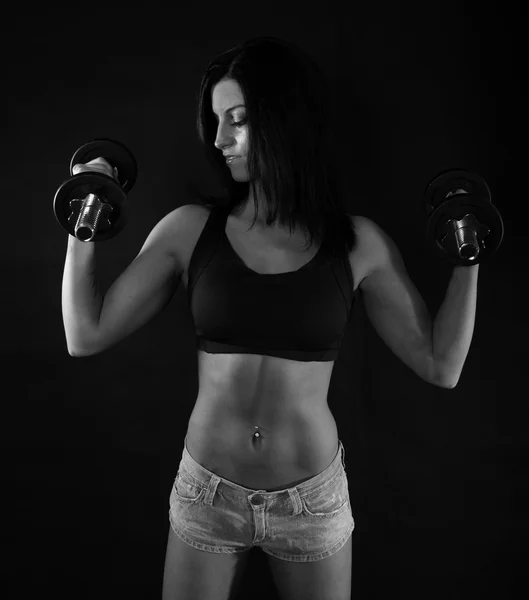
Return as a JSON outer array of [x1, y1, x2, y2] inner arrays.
[[212, 104, 245, 118]]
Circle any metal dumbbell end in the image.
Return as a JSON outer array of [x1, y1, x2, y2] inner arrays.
[[71, 192, 114, 242], [53, 139, 137, 242], [423, 169, 504, 266], [439, 212, 490, 263]]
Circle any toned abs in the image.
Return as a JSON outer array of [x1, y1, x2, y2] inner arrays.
[[177, 206, 361, 491]]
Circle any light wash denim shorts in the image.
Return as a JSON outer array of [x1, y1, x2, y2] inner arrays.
[[168, 437, 355, 562]]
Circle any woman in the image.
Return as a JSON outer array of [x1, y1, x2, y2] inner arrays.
[[63, 36, 478, 600]]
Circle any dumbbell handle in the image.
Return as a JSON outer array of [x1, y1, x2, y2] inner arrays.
[[70, 193, 114, 242], [67, 159, 119, 241], [441, 213, 491, 262]]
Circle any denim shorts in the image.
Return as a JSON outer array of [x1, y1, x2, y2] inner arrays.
[[168, 437, 355, 562]]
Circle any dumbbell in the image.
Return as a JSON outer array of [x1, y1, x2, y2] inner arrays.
[[53, 138, 138, 242], [423, 168, 504, 266]]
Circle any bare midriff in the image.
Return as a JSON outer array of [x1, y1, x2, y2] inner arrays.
[[185, 349, 339, 491], [177, 204, 364, 492]]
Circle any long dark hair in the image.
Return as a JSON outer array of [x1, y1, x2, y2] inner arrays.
[[195, 35, 357, 257]]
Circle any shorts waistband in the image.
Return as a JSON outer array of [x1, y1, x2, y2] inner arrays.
[[179, 436, 345, 500]]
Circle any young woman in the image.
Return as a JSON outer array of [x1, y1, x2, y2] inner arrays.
[[63, 36, 478, 600]]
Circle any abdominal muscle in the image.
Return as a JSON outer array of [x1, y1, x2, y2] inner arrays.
[[185, 349, 339, 492]]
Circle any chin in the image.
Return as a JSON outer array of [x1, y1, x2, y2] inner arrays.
[[231, 171, 250, 182]]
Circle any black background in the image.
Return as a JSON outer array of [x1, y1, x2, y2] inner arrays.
[[5, 2, 527, 599]]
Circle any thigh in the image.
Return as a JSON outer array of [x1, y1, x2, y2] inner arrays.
[[267, 534, 352, 600], [162, 526, 250, 600]]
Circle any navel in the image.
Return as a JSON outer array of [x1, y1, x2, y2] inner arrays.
[[250, 425, 264, 447]]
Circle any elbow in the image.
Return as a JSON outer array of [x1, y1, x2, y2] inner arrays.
[[434, 378, 457, 389], [66, 337, 86, 357], [67, 346, 91, 358], [65, 329, 99, 358], [442, 379, 458, 390], [66, 338, 97, 358], [435, 368, 459, 390], [428, 375, 456, 389], [429, 357, 458, 389], [437, 368, 460, 390]]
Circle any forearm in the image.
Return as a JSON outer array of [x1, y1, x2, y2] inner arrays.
[[61, 235, 103, 355], [432, 264, 479, 388]]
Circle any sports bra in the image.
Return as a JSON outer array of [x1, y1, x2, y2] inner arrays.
[[186, 205, 356, 362]]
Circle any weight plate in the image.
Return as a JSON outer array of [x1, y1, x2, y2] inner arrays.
[[69, 138, 138, 193], [423, 169, 491, 215], [53, 172, 128, 242], [425, 195, 504, 265]]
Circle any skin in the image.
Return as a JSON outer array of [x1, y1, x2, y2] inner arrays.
[[211, 78, 275, 229]]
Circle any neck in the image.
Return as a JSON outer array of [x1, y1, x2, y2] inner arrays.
[[235, 195, 271, 228]]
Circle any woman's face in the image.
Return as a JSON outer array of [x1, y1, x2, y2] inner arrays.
[[212, 78, 249, 181]]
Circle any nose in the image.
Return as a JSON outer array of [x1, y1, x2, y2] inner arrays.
[[213, 122, 235, 152]]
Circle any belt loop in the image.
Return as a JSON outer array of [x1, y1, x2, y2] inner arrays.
[[204, 475, 220, 506], [287, 487, 303, 515]]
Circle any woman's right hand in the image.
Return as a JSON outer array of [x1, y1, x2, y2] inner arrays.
[[72, 157, 119, 182]]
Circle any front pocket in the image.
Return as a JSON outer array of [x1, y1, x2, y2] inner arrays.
[[171, 469, 205, 504], [301, 472, 350, 518]]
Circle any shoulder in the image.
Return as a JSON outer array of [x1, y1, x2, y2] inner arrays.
[[347, 214, 383, 257], [347, 214, 402, 282], [157, 203, 211, 237], [350, 213, 400, 253], [180, 202, 212, 220], [169, 203, 212, 233], [348, 214, 380, 238], [156, 203, 211, 261], [178, 201, 212, 232]]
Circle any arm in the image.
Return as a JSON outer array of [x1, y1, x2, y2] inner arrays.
[[61, 236, 103, 356], [355, 216, 437, 386], [354, 216, 478, 389], [432, 265, 479, 388], [62, 205, 193, 357]]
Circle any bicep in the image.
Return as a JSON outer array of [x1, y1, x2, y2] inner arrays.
[[92, 210, 184, 354], [358, 218, 435, 383]]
